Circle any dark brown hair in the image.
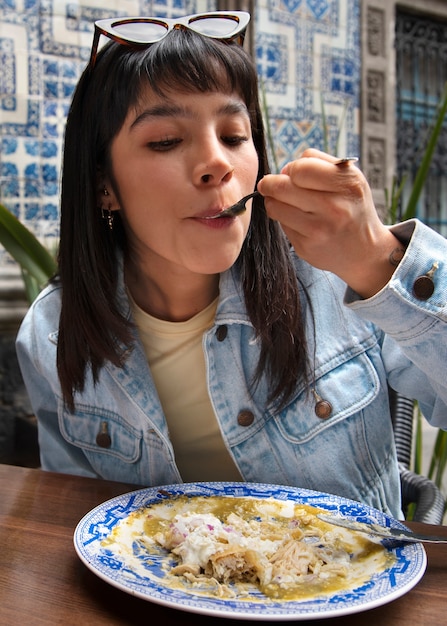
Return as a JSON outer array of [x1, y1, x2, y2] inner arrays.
[[57, 29, 310, 410]]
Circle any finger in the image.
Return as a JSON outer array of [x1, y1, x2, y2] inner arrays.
[[267, 202, 338, 244], [264, 187, 333, 219], [281, 148, 358, 174], [259, 158, 360, 199], [282, 148, 357, 168], [283, 156, 360, 193], [283, 147, 336, 166], [262, 175, 363, 226]]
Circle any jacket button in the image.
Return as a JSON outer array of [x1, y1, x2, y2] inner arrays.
[[413, 275, 435, 300], [237, 410, 254, 426], [413, 262, 438, 300], [216, 325, 228, 341], [312, 389, 333, 419], [315, 400, 333, 419], [96, 421, 112, 448]]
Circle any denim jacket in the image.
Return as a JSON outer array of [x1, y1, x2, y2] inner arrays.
[[16, 220, 447, 518]]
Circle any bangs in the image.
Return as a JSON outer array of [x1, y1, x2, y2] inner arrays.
[[141, 29, 255, 99]]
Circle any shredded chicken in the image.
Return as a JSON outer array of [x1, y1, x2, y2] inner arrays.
[[154, 508, 351, 593]]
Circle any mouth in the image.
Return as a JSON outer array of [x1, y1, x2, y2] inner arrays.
[[195, 210, 231, 221], [195, 205, 235, 220], [208, 191, 259, 219], [195, 191, 259, 221], [206, 210, 236, 220]]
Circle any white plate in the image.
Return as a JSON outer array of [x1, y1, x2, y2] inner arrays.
[[73, 482, 426, 621]]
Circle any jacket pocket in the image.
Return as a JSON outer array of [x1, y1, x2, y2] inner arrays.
[[59, 405, 142, 463], [275, 351, 380, 443]]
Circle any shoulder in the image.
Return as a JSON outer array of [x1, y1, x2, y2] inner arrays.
[[17, 280, 61, 345], [28, 279, 61, 319]]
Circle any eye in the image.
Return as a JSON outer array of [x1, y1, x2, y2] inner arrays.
[[222, 135, 249, 147], [147, 137, 182, 151]]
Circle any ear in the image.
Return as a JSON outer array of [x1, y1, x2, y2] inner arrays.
[[97, 177, 121, 213]]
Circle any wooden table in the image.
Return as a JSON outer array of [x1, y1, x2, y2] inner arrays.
[[1, 464, 446, 625]]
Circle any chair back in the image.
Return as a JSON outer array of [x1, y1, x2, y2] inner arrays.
[[389, 388, 445, 524]]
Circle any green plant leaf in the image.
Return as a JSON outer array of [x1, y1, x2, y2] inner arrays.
[[21, 269, 43, 304], [413, 408, 423, 476], [260, 79, 280, 174], [385, 175, 407, 224], [333, 98, 349, 157], [428, 429, 447, 489], [320, 93, 329, 154], [0, 203, 57, 286], [403, 82, 447, 220]]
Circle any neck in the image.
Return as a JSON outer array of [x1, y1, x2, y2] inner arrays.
[[124, 260, 219, 322]]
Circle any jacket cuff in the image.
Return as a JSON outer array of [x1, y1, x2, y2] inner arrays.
[[345, 219, 447, 336]]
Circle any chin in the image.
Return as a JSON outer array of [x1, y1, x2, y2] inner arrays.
[[192, 251, 241, 276], [207, 257, 240, 275]]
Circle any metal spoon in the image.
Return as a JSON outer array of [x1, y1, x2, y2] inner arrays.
[[317, 513, 447, 543], [334, 156, 358, 165], [212, 157, 358, 219], [209, 191, 261, 219]]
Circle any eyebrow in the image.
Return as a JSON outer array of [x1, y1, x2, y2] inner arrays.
[[130, 99, 250, 130]]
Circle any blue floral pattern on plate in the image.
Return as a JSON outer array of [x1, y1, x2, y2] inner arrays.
[[73, 482, 426, 621]]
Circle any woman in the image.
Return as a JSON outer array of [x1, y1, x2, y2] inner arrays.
[[16, 12, 447, 518]]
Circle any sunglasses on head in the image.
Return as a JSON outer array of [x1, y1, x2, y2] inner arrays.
[[88, 11, 251, 70]]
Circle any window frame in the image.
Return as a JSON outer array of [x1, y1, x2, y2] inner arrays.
[[361, 0, 447, 224]]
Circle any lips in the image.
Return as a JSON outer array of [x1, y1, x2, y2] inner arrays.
[[191, 205, 238, 228], [204, 210, 232, 220], [195, 212, 234, 222], [194, 205, 230, 220]]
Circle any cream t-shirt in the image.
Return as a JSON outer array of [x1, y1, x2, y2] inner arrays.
[[129, 295, 242, 482]]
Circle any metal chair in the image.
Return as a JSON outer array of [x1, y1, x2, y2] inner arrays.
[[389, 388, 445, 524]]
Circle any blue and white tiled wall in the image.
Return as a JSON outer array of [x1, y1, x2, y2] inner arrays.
[[0, 0, 360, 267]]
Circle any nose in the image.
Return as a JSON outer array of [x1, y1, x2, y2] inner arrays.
[[193, 135, 234, 186]]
